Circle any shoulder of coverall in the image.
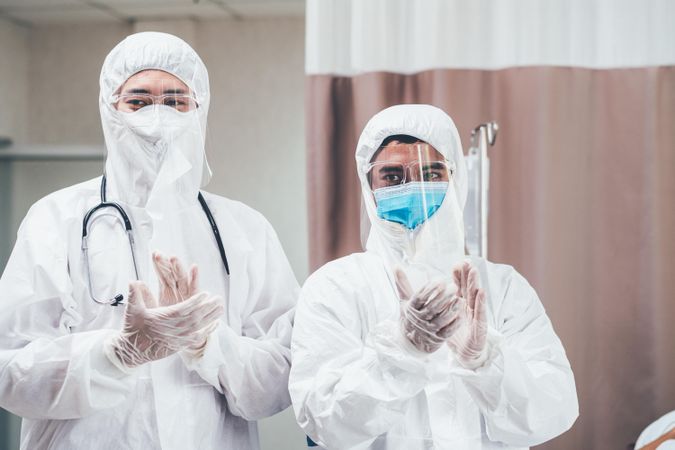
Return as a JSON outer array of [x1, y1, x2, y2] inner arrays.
[[296, 253, 384, 334], [16, 177, 101, 237], [7, 177, 100, 264], [198, 190, 278, 239], [300, 252, 382, 301], [467, 255, 549, 324], [466, 255, 521, 283]]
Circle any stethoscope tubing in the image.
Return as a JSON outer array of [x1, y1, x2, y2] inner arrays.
[[81, 175, 229, 306]]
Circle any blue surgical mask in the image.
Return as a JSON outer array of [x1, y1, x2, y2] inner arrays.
[[374, 182, 448, 229]]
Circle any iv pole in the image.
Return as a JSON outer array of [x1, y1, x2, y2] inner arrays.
[[468, 122, 499, 258]]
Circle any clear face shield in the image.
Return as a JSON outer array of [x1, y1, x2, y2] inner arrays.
[[103, 70, 211, 211], [363, 141, 465, 290]]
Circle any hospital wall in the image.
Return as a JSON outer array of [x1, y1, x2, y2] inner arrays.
[[0, 17, 307, 450]]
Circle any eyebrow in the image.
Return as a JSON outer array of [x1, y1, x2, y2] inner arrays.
[[124, 88, 151, 94], [121, 88, 188, 95], [377, 166, 404, 173], [421, 162, 446, 170]]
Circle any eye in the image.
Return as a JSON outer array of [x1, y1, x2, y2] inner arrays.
[[420, 163, 449, 182], [164, 97, 184, 107], [383, 173, 402, 184], [125, 98, 149, 110], [378, 168, 404, 186]]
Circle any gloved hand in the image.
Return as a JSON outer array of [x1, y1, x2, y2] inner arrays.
[[152, 251, 199, 306], [446, 262, 488, 369], [394, 268, 462, 353], [104, 281, 224, 371], [152, 252, 217, 358]]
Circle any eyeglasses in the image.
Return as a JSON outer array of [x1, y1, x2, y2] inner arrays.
[[365, 160, 455, 189], [112, 94, 199, 113]]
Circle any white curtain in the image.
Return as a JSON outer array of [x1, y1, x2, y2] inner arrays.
[[306, 0, 675, 75]]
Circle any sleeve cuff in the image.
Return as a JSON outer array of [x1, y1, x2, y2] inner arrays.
[[96, 336, 138, 379], [367, 319, 431, 376], [449, 328, 503, 374], [179, 323, 230, 372]]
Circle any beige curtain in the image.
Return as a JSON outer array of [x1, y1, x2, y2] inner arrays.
[[306, 66, 675, 449]]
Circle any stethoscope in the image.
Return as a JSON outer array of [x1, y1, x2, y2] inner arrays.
[[81, 175, 230, 306]]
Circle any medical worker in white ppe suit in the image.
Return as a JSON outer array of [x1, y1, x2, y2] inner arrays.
[[0, 32, 298, 449], [289, 104, 578, 449]]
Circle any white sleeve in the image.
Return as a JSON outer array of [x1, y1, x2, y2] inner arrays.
[[0, 206, 137, 420], [450, 269, 579, 447], [180, 219, 299, 421], [289, 273, 433, 449]]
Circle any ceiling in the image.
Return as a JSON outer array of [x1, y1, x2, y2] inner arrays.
[[0, 0, 305, 25]]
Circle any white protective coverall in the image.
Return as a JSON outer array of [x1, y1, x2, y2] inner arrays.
[[0, 32, 298, 450], [635, 411, 675, 450], [289, 104, 578, 449]]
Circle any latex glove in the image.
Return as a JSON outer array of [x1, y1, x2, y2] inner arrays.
[[152, 251, 199, 306], [153, 252, 219, 359], [395, 268, 462, 354], [104, 281, 224, 371], [446, 262, 488, 369]]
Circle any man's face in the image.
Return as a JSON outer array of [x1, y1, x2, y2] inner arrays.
[[114, 69, 196, 113], [368, 140, 449, 191]]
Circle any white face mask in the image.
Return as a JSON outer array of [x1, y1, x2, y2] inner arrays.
[[119, 105, 194, 145]]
